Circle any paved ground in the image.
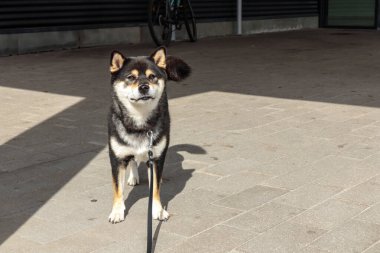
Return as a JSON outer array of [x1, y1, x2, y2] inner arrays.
[[1, 29, 380, 253]]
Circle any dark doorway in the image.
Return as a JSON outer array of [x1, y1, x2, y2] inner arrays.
[[321, 0, 378, 28]]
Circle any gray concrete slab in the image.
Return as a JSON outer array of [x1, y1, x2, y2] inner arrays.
[[1, 29, 380, 253]]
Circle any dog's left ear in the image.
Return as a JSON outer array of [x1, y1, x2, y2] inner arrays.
[[151, 47, 191, 82], [150, 47, 167, 69]]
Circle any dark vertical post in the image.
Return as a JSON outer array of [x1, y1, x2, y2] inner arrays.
[[237, 0, 242, 35], [318, 0, 326, 27], [377, 0, 380, 28]]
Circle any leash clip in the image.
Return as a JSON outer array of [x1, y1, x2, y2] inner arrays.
[[147, 130, 154, 150]]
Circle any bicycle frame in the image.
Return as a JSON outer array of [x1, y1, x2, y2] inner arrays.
[[169, 0, 181, 8], [148, 0, 196, 46]]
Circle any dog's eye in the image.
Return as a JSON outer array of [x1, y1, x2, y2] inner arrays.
[[126, 75, 136, 82], [148, 74, 157, 81]]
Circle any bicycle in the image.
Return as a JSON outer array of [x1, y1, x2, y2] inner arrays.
[[148, 0, 197, 46]]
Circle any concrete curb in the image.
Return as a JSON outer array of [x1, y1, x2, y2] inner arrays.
[[0, 17, 318, 56]]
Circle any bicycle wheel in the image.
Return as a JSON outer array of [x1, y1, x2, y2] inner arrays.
[[182, 0, 197, 42], [148, 0, 173, 46]]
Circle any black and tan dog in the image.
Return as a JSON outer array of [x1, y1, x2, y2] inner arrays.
[[107, 47, 190, 223]]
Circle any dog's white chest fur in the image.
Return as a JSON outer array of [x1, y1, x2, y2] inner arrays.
[[110, 134, 166, 163]]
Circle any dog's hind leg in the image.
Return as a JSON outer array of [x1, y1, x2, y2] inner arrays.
[[108, 153, 129, 223], [150, 151, 169, 221], [127, 160, 139, 186]]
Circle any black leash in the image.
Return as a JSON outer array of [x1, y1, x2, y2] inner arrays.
[[147, 130, 154, 253]]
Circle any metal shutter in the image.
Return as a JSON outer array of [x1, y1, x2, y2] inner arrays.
[[191, 0, 236, 21], [243, 0, 319, 20], [326, 0, 376, 27], [0, 0, 147, 33], [0, 0, 319, 33]]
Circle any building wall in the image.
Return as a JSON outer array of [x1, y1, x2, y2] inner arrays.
[[0, 0, 319, 55]]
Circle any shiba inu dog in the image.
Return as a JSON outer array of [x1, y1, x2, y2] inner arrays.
[[107, 47, 191, 223]]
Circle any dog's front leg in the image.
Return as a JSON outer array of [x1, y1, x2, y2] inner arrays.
[[108, 153, 128, 223], [149, 154, 169, 221], [127, 160, 139, 186]]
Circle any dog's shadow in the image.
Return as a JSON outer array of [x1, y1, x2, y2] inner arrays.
[[123, 144, 206, 249]]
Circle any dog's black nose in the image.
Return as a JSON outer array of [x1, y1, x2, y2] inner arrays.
[[138, 84, 150, 94]]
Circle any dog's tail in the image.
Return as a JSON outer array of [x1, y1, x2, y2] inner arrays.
[[166, 56, 191, 82]]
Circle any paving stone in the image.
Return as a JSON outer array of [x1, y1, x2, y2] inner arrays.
[[287, 110, 328, 124], [0, 235, 41, 253], [28, 229, 114, 253], [314, 166, 379, 188], [162, 189, 242, 237], [214, 185, 288, 211], [164, 160, 211, 176], [298, 246, 332, 253], [352, 125, 380, 138], [274, 183, 343, 209], [249, 156, 301, 176], [336, 176, 380, 206], [164, 225, 256, 253], [16, 215, 98, 244], [161, 169, 220, 195], [355, 203, 380, 225], [262, 166, 327, 190], [257, 128, 324, 150], [292, 199, 367, 230], [228, 250, 245, 253], [201, 158, 262, 177], [90, 226, 186, 253], [363, 242, 380, 253], [237, 222, 326, 253], [338, 137, 380, 160], [225, 202, 304, 233], [310, 220, 380, 253], [201, 171, 273, 195], [0, 152, 58, 172], [360, 153, 380, 169], [319, 106, 371, 123], [327, 134, 367, 151]]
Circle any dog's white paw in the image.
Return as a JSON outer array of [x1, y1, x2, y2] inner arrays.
[[152, 202, 169, 221], [127, 174, 139, 186], [108, 203, 125, 223]]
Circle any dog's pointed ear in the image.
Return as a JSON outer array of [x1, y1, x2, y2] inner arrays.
[[150, 47, 167, 69], [151, 47, 191, 81], [166, 56, 191, 81], [110, 51, 125, 73]]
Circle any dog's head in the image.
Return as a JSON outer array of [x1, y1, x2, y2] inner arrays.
[[109, 47, 190, 105]]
